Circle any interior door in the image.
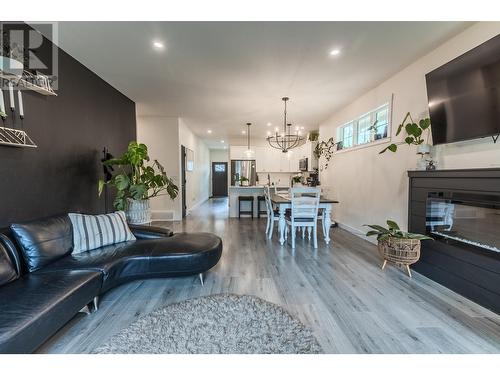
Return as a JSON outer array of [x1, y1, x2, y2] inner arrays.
[[181, 145, 187, 218], [212, 162, 228, 197]]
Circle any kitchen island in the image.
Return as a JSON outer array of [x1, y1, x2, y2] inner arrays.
[[228, 185, 288, 218]]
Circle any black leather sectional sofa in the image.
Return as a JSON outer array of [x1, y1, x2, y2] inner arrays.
[[0, 214, 223, 354]]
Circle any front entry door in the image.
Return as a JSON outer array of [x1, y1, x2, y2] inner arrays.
[[212, 162, 228, 197]]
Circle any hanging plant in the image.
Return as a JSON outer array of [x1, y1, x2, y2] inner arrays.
[[380, 112, 431, 154], [314, 137, 342, 169], [308, 131, 319, 142]]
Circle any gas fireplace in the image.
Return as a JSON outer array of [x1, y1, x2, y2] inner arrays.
[[408, 169, 500, 314], [426, 192, 500, 254]]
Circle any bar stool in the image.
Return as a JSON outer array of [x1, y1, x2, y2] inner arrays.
[[257, 195, 267, 218], [238, 196, 254, 219]]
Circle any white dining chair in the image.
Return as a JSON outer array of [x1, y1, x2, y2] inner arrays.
[[285, 187, 321, 249], [264, 186, 280, 239]]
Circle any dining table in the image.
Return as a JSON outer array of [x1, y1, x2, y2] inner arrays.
[[270, 193, 339, 245]]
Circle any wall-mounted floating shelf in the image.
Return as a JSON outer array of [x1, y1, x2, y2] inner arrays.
[[0, 71, 57, 96], [0, 126, 37, 148]]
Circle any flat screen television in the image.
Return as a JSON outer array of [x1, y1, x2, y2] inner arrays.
[[425, 34, 500, 145]]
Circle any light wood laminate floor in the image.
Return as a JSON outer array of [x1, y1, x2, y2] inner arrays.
[[38, 198, 500, 353]]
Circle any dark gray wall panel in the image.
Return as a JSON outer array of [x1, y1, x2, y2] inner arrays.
[[0, 23, 136, 226]]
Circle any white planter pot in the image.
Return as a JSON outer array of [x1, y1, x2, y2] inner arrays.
[[417, 144, 432, 155], [125, 199, 152, 225]]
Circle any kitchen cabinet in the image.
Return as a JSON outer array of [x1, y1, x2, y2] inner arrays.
[[233, 142, 317, 173], [230, 146, 254, 160]]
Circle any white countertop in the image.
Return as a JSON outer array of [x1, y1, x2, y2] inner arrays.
[[229, 185, 290, 189]]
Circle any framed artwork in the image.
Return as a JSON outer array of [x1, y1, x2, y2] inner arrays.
[[186, 148, 194, 171]]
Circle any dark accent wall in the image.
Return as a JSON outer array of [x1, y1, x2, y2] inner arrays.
[[408, 168, 500, 314], [0, 24, 136, 227]]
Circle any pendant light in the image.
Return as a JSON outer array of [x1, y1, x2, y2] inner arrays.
[[244, 122, 254, 157], [267, 97, 303, 153]]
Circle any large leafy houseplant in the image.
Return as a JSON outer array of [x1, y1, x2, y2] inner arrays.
[[98, 141, 179, 211], [365, 220, 432, 242], [365, 220, 432, 277], [379, 112, 431, 154]]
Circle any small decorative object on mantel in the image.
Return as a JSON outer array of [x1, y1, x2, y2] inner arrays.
[[426, 159, 437, 171], [364, 220, 433, 277], [98, 141, 179, 225]]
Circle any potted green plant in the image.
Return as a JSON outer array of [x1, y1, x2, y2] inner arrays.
[[291, 174, 302, 186], [239, 176, 249, 186], [98, 141, 179, 224], [379, 112, 432, 154], [364, 220, 432, 277]]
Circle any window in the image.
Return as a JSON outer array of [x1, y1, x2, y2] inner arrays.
[[338, 122, 354, 149], [336, 103, 391, 151], [357, 115, 372, 145], [214, 164, 226, 172]]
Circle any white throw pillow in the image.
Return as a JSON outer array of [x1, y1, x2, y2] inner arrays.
[[68, 211, 136, 254]]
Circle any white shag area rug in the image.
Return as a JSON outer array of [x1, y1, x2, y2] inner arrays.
[[94, 294, 322, 354]]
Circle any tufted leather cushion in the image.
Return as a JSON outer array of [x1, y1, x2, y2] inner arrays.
[[10, 215, 73, 272], [0, 240, 18, 287]]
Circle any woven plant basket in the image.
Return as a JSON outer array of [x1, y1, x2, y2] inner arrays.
[[378, 237, 421, 277]]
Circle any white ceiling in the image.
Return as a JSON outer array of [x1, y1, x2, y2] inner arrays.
[[41, 22, 471, 149]]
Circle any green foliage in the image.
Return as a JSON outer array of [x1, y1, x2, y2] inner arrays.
[[239, 176, 249, 182], [0, 110, 6, 119], [314, 137, 342, 169], [308, 131, 319, 142], [364, 220, 433, 242], [98, 141, 179, 210], [292, 175, 302, 183], [380, 112, 431, 154]]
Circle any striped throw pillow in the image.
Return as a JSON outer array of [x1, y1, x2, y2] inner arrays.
[[68, 211, 136, 254]]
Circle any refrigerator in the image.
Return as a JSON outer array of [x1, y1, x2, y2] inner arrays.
[[231, 160, 256, 186]]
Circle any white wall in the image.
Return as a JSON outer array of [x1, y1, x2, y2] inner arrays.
[[179, 119, 211, 212], [319, 22, 500, 238], [136, 116, 181, 220]]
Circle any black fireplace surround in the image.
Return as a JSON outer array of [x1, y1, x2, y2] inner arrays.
[[408, 168, 500, 313]]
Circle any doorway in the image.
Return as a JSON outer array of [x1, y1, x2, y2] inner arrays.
[[181, 145, 187, 218], [212, 162, 228, 197]]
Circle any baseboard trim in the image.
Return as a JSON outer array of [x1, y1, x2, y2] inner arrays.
[[187, 197, 209, 214], [337, 222, 377, 245], [151, 210, 175, 221]]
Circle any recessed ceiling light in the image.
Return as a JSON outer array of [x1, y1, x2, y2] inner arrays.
[[266, 131, 271, 136], [153, 41, 165, 50], [329, 48, 341, 56], [242, 130, 246, 134], [295, 126, 300, 131], [267, 122, 272, 127], [275, 127, 279, 132], [300, 126, 305, 130], [220, 140, 225, 143], [207, 129, 212, 134]]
